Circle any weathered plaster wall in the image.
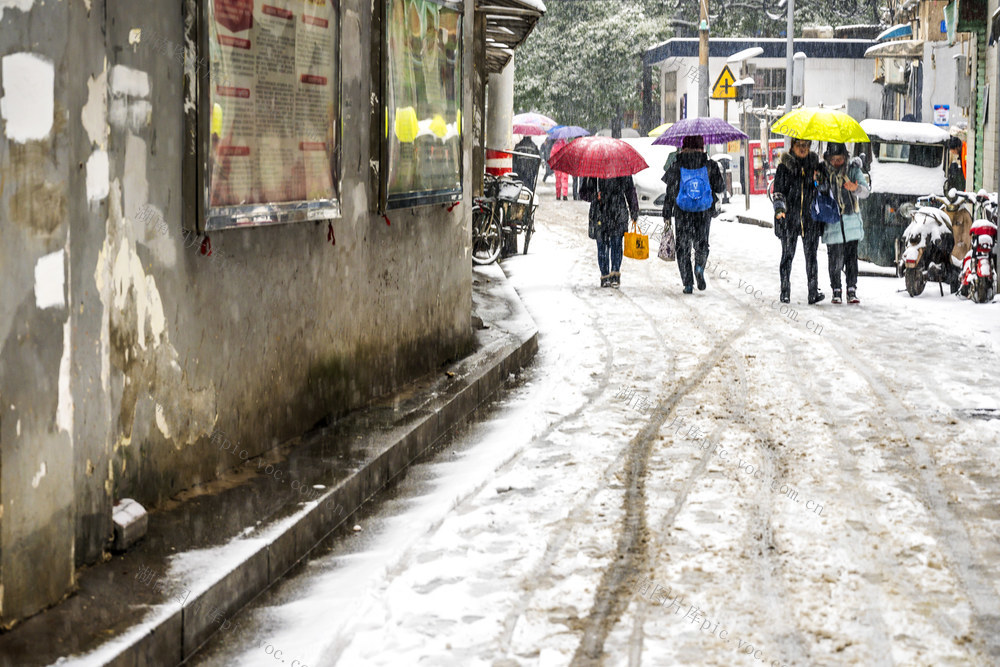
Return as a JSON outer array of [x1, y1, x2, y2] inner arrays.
[[0, 0, 474, 624], [0, 0, 76, 624]]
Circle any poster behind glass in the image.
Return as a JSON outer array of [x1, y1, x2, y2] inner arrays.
[[385, 0, 463, 209], [207, 0, 340, 230]]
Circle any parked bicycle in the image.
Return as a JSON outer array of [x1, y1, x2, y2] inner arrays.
[[471, 168, 538, 265]]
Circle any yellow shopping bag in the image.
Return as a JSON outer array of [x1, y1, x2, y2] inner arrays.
[[624, 219, 649, 260]]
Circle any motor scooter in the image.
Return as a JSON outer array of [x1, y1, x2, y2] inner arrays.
[[899, 205, 958, 297], [959, 218, 998, 303]]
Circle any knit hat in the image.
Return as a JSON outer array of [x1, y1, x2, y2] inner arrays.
[[681, 135, 704, 150], [824, 142, 848, 159]]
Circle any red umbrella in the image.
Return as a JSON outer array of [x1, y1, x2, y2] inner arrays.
[[546, 136, 648, 178]]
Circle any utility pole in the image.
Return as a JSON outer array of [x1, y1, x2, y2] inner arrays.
[[699, 0, 710, 118], [784, 0, 794, 148]]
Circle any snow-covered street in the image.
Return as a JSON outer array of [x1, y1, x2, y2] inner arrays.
[[189, 184, 1000, 667]]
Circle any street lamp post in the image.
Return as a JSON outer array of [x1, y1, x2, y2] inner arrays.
[[784, 0, 794, 149]]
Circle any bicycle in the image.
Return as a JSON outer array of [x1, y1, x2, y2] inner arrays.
[[472, 187, 504, 265], [472, 170, 537, 264]]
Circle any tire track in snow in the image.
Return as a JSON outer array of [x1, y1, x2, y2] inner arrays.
[[824, 334, 1000, 660], [627, 280, 817, 667], [489, 204, 694, 658], [572, 311, 755, 665]]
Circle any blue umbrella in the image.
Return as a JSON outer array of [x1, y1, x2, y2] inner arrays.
[[548, 125, 590, 140]]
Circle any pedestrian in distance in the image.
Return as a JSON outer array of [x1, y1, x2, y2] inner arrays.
[[580, 175, 639, 288], [821, 142, 869, 304], [512, 135, 541, 193], [551, 138, 570, 201], [946, 136, 966, 193], [772, 138, 827, 304], [661, 135, 725, 294], [540, 136, 554, 183]]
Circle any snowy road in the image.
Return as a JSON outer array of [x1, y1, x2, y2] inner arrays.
[[190, 185, 1000, 667]]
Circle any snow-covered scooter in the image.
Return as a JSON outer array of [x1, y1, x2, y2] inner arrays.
[[899, 205, 959, 297], [959, 218, 998, 303]]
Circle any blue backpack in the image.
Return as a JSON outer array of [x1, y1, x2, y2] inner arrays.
[[676, 166, 713, 212]]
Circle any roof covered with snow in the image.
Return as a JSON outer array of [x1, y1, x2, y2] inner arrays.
[[480, 0, 546, 74], [860, 119, 951, 144], [644, 38, 874, 66], [868, 158, 944, 196]]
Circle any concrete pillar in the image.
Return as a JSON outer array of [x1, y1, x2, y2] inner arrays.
[[485, 58, 514, 176]]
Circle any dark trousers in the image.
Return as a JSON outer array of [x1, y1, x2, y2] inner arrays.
[[827, 240, 859, 291], [597, 227, 624, 276], [779, 230, 821, 297], [572, 176, 580, 200], [675, 214, 711, 287]]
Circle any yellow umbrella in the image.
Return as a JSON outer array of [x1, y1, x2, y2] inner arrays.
[[771, 107, 870, 143], [648, 122, 673, 137]]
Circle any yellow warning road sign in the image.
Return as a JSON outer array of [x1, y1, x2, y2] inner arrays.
[[711, 65, 737, 99]]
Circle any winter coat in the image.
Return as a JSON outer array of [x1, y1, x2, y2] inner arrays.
[[946, 155, 966, 193], [822, 160, 869, 245], [580, 176, 639, 238], [772, 149, 826, 240], [661, 150, 725, 220], [512, 137, 541, 192]]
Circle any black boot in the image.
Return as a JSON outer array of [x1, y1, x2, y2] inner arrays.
[[780, 282, 790, 303], [808, 290, 825, 304]]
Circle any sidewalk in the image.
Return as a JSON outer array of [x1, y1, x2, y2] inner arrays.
[[0, 263, 537, 667], [719, 194, 897, 278]]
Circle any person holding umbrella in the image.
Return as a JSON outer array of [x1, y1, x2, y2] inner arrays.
[[551, 138, 571, 201], [821, 142, 869, 304], [549, 136, 648, 288], [580, 175, 639, 287], [661, 135, 725, 293], [773, 138, 826, 304], [769, 106, 870, 305]]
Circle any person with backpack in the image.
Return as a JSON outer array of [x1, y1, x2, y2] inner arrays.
[[772, 138, 827, 304], [821, 142, 869, 304], [661, 135, 725, 293]]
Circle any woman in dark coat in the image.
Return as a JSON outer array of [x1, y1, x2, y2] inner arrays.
[[580, 176, 639, 288], [772, 138, 827, 304]]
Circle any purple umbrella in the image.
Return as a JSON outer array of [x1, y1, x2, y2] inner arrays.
[[548, 125, 590, 140], [652, 117, 748, 146]]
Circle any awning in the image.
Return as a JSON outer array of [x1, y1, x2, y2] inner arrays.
[[477, 0, 546, 74], [990, 7, 999, 46], [875, 23, 913, 42], [865, 39, 924, 58]]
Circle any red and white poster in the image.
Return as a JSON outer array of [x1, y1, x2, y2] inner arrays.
[[208, 0, 339, 224]]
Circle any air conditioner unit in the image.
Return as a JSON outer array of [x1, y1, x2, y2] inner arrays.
[[884, 58, 906, 85]]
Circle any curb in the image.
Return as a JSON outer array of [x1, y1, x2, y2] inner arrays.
[[17, 265, 538, 667]]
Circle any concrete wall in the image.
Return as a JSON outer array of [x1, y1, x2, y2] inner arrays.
[[0, 0, 475, 624], [922, 41, 972, 128], [660, 55, 883, 125]]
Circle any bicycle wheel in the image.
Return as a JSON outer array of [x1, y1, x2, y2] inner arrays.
[[522, 216, 534, 254], [472, 207, 503, 265]]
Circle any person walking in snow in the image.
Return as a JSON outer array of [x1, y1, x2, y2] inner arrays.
[[772, 138, 827, 304], [661, 135, 725, 293], [551, 138, 570, 201], [580, 175, 639, 288], [821, 142, 869, 304]]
